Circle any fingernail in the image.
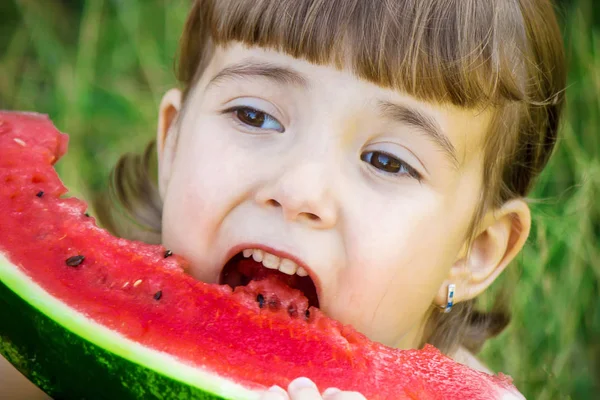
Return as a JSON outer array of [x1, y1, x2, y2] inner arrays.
[[266, 385, 288, 399], [323, 387, 342, 397], [268, 385, 288, 394], [288, 377, 317, 392]]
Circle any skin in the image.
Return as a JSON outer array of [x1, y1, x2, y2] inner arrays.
[[156, 43, 531, 399], [1, 42, 530, 400], [0, 356, 50, 400]]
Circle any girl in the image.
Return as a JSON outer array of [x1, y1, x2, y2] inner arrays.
[[4, 0, 566, 398]]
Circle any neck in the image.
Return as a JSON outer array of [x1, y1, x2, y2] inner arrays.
[[392, 308, 432, 350]]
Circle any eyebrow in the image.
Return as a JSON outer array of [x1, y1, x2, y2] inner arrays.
[[207, 61, 309, 89], [377, 100, 459, 169]]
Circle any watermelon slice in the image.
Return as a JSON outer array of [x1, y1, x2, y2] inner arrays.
[[0, 111, 524, 399]]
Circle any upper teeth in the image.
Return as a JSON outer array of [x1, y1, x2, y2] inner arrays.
[[242, 249, 308, 277]]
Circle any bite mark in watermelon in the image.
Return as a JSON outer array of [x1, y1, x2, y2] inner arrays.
[[0, 111, 524, 399]]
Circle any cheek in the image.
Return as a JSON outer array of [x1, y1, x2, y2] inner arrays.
[[329, 192, 467, 345], [160, 168, 219, 280], [348, 192, 463, 277], [170, 113, 262, 204], [160, 119, 252, 276]]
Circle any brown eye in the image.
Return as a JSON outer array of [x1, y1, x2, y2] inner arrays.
[[369, 152, 401, 172], [361, 151, 421, 180], [236, 108, 265, 127], [231, 107, 284, 132]]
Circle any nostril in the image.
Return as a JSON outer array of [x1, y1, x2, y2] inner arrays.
[[266, 199, 281, 208], [302, 212, 320, 222]]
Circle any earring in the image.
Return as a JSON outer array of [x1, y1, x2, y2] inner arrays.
[[440, 283, 456, 313]]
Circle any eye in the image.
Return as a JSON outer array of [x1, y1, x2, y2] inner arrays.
[[361, 151, 422, 181], [227, 106, 284, 133]]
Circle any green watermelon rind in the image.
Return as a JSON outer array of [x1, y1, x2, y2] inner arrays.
[[0, 253, 258, 400]]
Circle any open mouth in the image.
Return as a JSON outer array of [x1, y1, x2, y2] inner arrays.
[[219, 251, 320, 310]]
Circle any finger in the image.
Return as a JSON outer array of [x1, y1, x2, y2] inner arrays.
[[259, 385, 290, 400], [287, 377, 322, 399], [324, 390, 367, 400]]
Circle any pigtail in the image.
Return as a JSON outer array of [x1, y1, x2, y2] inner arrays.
[[423, 297, 511, 355], [93, 140, 162, 244]]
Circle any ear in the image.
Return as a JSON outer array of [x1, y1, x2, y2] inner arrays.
[[157, 88, 182, 198], [434, 199, 531, 306]]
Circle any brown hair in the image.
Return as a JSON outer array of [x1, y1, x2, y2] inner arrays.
[[96, 0, 566, 355]]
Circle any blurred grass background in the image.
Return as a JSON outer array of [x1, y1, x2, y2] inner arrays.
[[0, 0, 598, 399]]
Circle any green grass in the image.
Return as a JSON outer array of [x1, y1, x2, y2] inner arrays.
[[1, 1, 598, 398]]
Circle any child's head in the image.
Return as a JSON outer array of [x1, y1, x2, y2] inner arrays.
[[99, 0, 566, 354]]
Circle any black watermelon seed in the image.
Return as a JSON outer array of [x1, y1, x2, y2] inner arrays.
[[288, 306, 298, 318], [164, 250, 173, 258], [256, 294, 265, 308], [84, 212, 90, 217], [36, 191, 44, 198], [305, 310, 310, 319], [268, 299, 279, 310], [153, 291, 163, 301], [65, 255, 85, 267]]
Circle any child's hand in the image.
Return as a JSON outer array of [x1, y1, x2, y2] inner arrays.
[[260, 377, 367, 400]]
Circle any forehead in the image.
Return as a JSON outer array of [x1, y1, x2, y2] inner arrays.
[[199, 43, 493, 163]]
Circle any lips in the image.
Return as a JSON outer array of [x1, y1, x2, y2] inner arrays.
[[219, 245, 320, 309]]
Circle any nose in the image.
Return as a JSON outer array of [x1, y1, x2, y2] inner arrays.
[[255, 161, 338, 229]]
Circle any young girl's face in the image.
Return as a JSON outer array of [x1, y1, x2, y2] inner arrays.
[[157, 43, 494, 349]]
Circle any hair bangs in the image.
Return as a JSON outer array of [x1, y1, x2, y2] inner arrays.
[[203, 0, 529, 108]]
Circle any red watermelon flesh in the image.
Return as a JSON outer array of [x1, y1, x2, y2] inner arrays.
[[0, 111, 523, 399]]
